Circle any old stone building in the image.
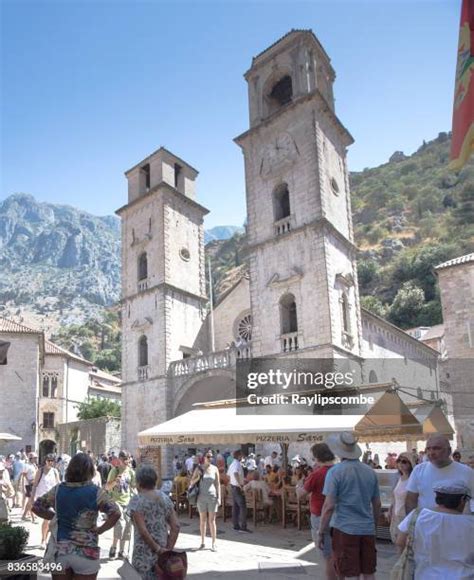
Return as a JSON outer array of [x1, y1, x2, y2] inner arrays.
[[436, 254, 474, 452], [118, 30, 447, 467], [0, 318, 121, 459]]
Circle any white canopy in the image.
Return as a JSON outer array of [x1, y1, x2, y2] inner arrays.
[[138, 408, 366, 446], [0, 432, 21, 442]]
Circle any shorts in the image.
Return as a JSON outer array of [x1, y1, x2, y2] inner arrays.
[[311, 514, 332, 559], [331, 528, 376, 577], [197, 496, 219, 513], [55, 553, 100, 576], [25, 484, 33, 498]]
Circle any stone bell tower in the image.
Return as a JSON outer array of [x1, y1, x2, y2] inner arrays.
[[117, 147, 208, 453], [235, 30, 362, 359]]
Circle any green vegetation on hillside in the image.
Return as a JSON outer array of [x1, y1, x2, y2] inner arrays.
[[51, 309, 121, 373], [352, 132, 473, 328]]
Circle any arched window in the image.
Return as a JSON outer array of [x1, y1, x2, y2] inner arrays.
[[280, 293, 298, 334], [139, 336, 148, 367], [42, 375, 49, 397], [138, 252, 148, 281], [51, 376, 58, 398], [273, 183, 291, 221], [269, 75, 293, 108], [368, 370, 378, 384]]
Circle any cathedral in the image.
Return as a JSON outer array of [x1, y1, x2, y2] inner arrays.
[[116, 30, 459, 468]]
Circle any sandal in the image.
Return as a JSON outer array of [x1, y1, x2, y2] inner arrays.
[[199, 543, 205, 550]]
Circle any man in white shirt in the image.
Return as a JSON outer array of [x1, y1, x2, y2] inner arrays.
[[227, 450, 252, 533], [185, 455, 195, 475], [406, 434, 474, 512], [264, 451, 278, 468]]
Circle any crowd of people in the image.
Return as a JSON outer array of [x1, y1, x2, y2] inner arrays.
[[1, 435, 473, 579], [0, 449, 180, 580]]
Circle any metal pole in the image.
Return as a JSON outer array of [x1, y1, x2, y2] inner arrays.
[[208, 257, 215, 352]]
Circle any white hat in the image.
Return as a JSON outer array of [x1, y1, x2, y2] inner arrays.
[[433, 480, 471, 496], [326, 432, 362, 460]]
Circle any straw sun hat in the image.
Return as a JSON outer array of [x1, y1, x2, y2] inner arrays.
[[326, 432, 362, 460]]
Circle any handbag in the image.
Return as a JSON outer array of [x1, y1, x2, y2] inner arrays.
[[117, 558, 142, 580], [390, 508, 421, 580], [187, 467, 202, 506], [155, 550, 187, 580], [187, 484, 199, 506]]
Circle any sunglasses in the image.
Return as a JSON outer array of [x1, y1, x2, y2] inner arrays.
[[397, 459, 410, 465], [206, 455, 213, 459]]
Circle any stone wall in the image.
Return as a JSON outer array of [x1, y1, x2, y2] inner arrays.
[[0, 332, 40, 455], [437, 261, 474, 452], [57, 417, 121, 457]]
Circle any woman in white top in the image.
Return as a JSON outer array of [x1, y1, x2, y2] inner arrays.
[[397, 480, 474, 579], [32, 453, 60, 548], [388, 452, 413, 543], [189, 450, 221, 552]]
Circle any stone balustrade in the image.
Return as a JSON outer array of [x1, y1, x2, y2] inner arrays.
[[168, 344, 252, 377]]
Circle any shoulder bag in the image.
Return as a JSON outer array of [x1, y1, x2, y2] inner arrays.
[[390, 508, 421, 580], [187, 467, 202, 506]]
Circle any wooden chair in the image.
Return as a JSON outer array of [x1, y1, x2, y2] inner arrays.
[[244, 486, 267, 527], [173, 482, 189, 515], [221, 484, 233, 522], [282, 487, 310, 530], [282, 487, 299, 528]]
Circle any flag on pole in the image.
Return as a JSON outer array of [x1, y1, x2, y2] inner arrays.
[[450, 0, 474, 170]]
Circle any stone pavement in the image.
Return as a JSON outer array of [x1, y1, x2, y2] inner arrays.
[[8, 506, 398, 579]]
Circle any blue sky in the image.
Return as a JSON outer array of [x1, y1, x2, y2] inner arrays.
[[1, 0, 460, 228]]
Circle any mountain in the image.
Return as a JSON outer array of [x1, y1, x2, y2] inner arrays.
[[0, 193, 121, 332], [0, 193, 244, 333], [204, 225, 245, 244]]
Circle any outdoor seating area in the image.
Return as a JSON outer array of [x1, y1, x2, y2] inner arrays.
[[170, 481, 311, 529]]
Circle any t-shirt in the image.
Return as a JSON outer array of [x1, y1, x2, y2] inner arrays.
[[12, 460, 25, 481], [406, 461, 474, 510], [398, 508, 474, 579], [107, 466, 136, 506], [304, 465, 332, 516], [33, 482, 119, 560], [322, 459, 380, 535]]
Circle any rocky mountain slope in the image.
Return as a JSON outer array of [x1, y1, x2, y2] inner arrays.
[[0, 193, 121, 333], [0, 194, 243, 334]]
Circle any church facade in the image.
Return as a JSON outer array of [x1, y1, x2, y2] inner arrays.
[[118, 31, 448, 466]]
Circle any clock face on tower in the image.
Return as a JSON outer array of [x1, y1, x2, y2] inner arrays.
[[260, 132, 299, 177]]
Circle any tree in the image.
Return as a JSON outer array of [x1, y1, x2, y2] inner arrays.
[[358, 260, 380, 290], [360, 296, 388, 318], [388, 282, 425, 329], [453, 180, 474, 225], [76, 398, 121, 420]]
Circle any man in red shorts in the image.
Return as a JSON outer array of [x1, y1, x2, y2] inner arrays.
[[319, 432, 381, 579]]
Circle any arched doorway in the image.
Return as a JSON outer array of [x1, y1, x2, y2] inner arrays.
[[174, 373, 235, 417], [39, 439, 56, 465]]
